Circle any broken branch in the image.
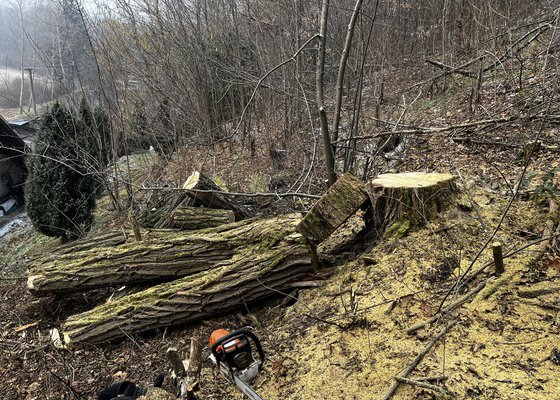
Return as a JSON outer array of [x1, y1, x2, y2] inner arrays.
[[383, 321, 457, 400]]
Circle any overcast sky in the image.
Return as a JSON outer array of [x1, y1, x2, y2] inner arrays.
[[0, 0, 117, 13], [82, 0, 117, 13]]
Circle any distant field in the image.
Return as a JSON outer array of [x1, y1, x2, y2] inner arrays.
[[0, 67, 52, 112], [0, 66, 50, 86], [0, 67, 21, 82]]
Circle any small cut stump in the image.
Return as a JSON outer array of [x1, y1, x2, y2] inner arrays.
[[366, 172, 457, 236]]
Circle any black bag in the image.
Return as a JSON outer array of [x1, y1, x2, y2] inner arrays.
[[97, 381, 147, 400]]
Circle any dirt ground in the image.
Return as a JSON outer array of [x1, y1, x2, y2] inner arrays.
[[2, 33, 560, 400], [2, 131, 559, 399]]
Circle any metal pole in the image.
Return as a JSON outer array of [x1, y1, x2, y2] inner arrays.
[[25, 68, 37, 116]]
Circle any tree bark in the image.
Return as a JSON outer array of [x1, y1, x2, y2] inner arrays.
[[298, 172, 369, 245], [169, 206, 234, 230], [30, 229, 186, 267], [366, 172, 457, 236], [61, 231, 311, 345], [331, 0, 365, 148], [183, 171, 250, 220], [316, 0, 337, 186], [28, 214, 301, 294], [50, 231, 129, 256]]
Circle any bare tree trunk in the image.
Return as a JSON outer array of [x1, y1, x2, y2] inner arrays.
[[316, 0, 337, 187], [331, 0, 365, 149], [56, 22, 66, 87], [17, 0, 25, 113], [26, 68, 37, 115]]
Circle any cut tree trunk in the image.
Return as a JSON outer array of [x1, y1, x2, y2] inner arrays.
[[61, 231, 311, 345], [28, 215, 301, 294], [183, 171, 250, 220], [138, 190, 194, 229], [51, 231, 129, 255], [31, 229, 183, 266], [366, 172, 457, 236], [297, 172, 369, 245], [169, 206, 234, 230]]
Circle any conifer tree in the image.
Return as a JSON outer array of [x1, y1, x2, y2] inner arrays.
[[78, 98, 111, 171], [25, 102, 96, 240]]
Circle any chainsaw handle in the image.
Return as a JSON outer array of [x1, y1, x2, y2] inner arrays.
[[211, 328, 265, 369]]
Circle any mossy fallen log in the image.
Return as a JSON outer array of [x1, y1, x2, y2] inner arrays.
[[183, 171, 251, 220], [27, 214, 301, 294], [297, 172, 369, 245], [169, 206, 234, 230], [51, 231, 129, 255], [29, 229, 188, 266], [366, 172, 457, 237], [61, 232, 311, 345]]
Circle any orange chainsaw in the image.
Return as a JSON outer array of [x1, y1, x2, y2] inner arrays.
[[209, 327, 265, 400]]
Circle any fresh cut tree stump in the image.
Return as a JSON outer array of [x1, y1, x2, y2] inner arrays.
[[366, 172, 457, 237], [27, 214, 301, 294], [61, 231, 311, 345], [183, 171, 250, 220], [297, 172, 369, 245], [169, 206, 234, 230]]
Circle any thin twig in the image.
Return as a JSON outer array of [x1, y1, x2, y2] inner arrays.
[[437, 111, 549, 313], [382, 321, 458, 400], [235, 34, 320, 132], [519, 300, 560, 311], [394, 376, 447, 394], [139, 185, 321, 200], [407, 280, 486, 334], [334, 114, 560, 142]]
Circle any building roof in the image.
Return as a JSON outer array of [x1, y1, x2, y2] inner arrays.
[[8, 116, 39, 127], [8, 118, 30, 126]]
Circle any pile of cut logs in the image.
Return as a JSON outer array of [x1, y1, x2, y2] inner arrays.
[[27, 171, 456, 346]]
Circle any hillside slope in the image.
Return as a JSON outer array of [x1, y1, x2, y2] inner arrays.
[[1, 9, 560, 400]]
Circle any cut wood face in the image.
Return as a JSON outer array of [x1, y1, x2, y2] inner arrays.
[[181, 171, 250, 219], [182, 171, 200, 190], [366, 171, 458, 238], [370, 172, 457, 188]]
